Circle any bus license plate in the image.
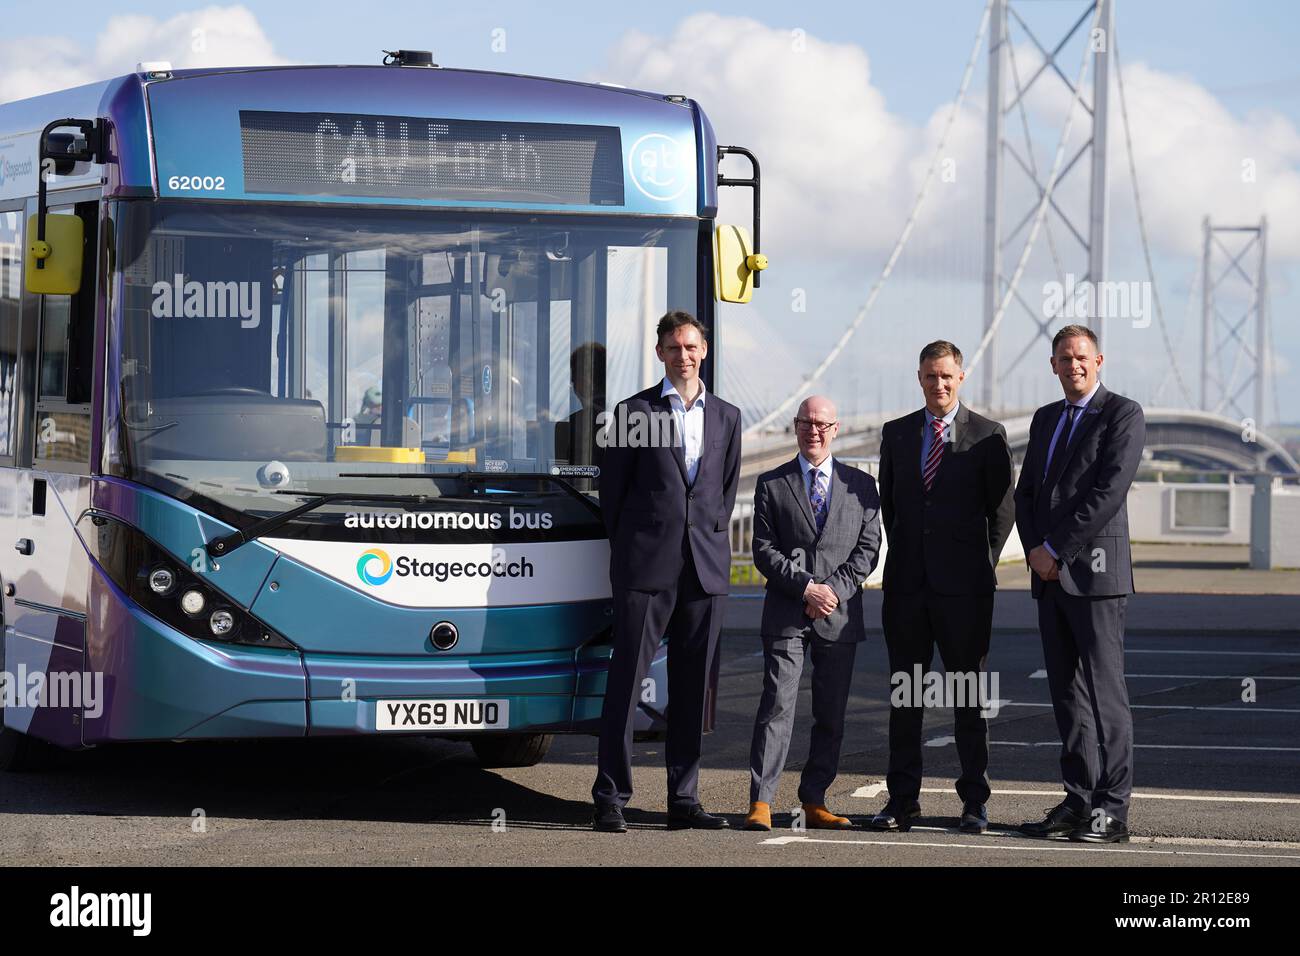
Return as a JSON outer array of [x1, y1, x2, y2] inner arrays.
[[376, 699, 509, 731]]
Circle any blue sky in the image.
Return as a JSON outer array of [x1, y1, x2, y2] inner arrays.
[[11, 1, 1298, 125], [5, 1, 1299, 425]]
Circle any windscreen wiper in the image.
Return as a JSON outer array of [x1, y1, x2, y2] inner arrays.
[[338, 471, 602, 520], [459, 471, 602, 520], [205, 491, 432, 558]]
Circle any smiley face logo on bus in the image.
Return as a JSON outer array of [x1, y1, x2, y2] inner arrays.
[[628, 133, 691, 202], [356, 548, 394, 586]]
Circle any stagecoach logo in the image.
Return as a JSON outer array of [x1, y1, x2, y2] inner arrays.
[[0, 155, 35, 187], [628, 133, 690, 202], [356, 548, 394, 585]]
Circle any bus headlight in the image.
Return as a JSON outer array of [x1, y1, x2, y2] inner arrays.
[[148, 567, 175, 595], [78, 512, 295, 650], [180, 589, 206, 616]]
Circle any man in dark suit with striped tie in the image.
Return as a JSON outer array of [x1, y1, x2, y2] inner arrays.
[[1015, 325, 1145, 844], [868, 340, 1015, 834]]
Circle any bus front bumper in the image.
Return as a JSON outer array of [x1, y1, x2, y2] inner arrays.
[[80, 584, 667, 742]]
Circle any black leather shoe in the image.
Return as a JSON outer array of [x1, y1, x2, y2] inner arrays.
[[666, 804, 730, 830], [865, 799, 922, 832], [1018, 801, 1087, 840], [592, 803, 628, 833], [959, 801, 988, 834], [1069, 814, 1129, 844]]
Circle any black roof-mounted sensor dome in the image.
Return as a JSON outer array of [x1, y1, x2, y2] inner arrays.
[[382, 49, 437, 68]]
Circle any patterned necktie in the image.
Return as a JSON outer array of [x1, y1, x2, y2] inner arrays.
[[922, 417, 945, 492], [1044, 404, 1080, 478], [809, 468, 828, 533]]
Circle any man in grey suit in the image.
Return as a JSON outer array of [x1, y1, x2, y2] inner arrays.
[[745, 395, 882, 831], [1014, 324, 1146, 844]]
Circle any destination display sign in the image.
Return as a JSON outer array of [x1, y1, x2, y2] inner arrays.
[[239, 110, 624, 205]]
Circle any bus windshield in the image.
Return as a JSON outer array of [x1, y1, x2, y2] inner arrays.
[[106, 200, 699, 519]]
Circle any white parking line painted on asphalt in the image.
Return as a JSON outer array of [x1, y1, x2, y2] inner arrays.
[[1027, 670, 1294, 680], [925, 738, 1300, 752], [850, 781, 1300, 804], [1122, 674, 1297, 680], [1126, 649, 1300, 658], [855, 782, 889, 799], [760, 835, 1300, 861], [1000, 701, 1300, 714]]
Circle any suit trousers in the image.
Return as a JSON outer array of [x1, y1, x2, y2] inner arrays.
[[1037, 581, 1133, 822], [592, 546, 724, 810], [748, 634, 857, 806], [882, 586, 994, 805]]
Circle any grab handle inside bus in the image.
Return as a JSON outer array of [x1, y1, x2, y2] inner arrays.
[[25, 117, 106, 295]]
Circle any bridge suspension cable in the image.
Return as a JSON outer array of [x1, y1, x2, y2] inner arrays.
[[1113, 32, 1196, 407], [744, 0, 994, 436]]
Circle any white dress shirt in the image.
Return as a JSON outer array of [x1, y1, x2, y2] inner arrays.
[[661, 376, 707, 485]]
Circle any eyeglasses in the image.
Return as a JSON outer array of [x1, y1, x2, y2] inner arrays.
[[793, 418, 837, 434]]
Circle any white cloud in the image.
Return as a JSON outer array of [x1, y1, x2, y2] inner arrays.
[[603, 13, 917, 261], [0, 6, 290, 104], [600, 15, 1300, 270], [1104, 59, 1300, 261]]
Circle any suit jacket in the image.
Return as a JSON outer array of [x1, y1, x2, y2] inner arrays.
[[879, 404, 1015, 595], [600, 384, 742, 595], [1014, 384, 1146, 598], [751, 457, 882, 642]]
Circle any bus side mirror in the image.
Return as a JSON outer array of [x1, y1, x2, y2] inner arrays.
[[26, 213, 83, 295], [713, 224, 768, 304]]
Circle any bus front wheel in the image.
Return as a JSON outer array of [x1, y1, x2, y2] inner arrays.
[[470, 733, 553, 768]]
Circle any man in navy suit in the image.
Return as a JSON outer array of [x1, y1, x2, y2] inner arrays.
[[591, 310, 742, 833], [1014, 324, 1146, 844]]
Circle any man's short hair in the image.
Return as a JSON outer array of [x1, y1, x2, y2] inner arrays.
[[918, 340, 963, 367], [656, 310, 709, 345], [1052, 324, 1099, 353]]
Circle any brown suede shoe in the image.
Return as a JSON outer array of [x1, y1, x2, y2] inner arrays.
[[744, 801, 772, 831], [802, 803, 853, 829]]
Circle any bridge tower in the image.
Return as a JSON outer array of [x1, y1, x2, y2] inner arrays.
[[1201, 217, 1271, 429], [981, 0, 1113, 408]]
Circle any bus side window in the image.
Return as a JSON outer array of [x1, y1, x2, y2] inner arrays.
[[33, 201, 97, 473], [0, 208, 21, 461]]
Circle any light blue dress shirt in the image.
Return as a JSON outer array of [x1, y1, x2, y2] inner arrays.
[[1041, 382, 1101, 559]]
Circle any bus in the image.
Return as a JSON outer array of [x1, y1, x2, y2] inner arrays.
[[0, 51, 766, 770]]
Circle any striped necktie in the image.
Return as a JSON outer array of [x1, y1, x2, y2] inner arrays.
[[922, 417, 945, 492]]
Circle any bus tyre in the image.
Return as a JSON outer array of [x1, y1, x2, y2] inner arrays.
[[0, 727, 47, 773], [470, 733, 553, 768]]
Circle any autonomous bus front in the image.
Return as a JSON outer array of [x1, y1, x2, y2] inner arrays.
[[0, 54, 765, 770]]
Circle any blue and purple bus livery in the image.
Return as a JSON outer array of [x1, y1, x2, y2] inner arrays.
[[0, 52, 765, 770]]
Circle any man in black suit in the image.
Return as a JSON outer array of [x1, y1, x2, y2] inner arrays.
[[1015, 324, 1146, 844], [591, 310, 742, 833], [869, 340, 1015, 835]]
